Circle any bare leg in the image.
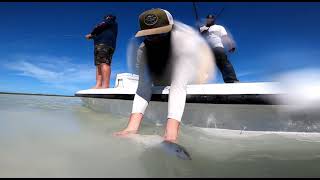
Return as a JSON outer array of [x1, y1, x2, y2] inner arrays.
[[101, 63, 111, 88], [163, 118, 180, 143], [114, 113, 144, 137], [92, 65, 102, 89]]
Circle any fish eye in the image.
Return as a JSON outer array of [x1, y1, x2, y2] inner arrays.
[[176, 149, 180, 152]]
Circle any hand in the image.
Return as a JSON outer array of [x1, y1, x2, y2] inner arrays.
[[113, 113, 143, 137], [113, 129, 138, 137], [229, 47, 236, 53], [85, 34, 92, 40], [201, 30, 209, 35], [200, 26, 209, 33]]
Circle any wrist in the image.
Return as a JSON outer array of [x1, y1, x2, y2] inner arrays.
[[127, 113, 143, 131]]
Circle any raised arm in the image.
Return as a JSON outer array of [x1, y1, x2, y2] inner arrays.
[[91, 19, 112, 36], [86, 19, 113, 40]]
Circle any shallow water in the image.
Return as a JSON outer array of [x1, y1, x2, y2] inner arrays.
[[0, 94, 320, 178]]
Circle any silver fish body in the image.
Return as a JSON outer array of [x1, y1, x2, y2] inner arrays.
[[127, 134, 192, 160], [160, 141, 192, 160]]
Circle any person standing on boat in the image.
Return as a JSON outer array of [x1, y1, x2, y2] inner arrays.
[[200, 14, 239, 83], [114, 8, 215, 142], [86, 14, 118, 89]]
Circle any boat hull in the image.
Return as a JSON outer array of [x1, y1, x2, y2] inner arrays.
[[79, 96, 320, 132], [76, 79, 320, 132]]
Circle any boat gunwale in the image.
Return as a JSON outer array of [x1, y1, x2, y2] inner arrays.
[[75, 93, 285, 105]]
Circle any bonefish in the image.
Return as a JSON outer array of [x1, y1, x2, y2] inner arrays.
[[126, 134, 192, 160]]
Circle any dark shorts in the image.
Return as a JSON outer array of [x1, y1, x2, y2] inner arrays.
[[94, 44, 114, 66]]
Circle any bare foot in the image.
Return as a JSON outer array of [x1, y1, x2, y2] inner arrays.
[[114, 113, 143, 138], [101, 85, 110, 89]]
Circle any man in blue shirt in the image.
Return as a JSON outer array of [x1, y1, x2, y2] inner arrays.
[[86, 14, 118, 89]]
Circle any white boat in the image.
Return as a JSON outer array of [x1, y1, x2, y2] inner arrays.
[[75, 73, 320, 132]]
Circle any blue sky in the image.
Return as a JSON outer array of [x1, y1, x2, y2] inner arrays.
[[0, 2, 319, 95]]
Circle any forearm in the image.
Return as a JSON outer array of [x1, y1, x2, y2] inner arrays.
[[132, 43, 152, 115], [129, 80, 152, 132], [91, 22, 110, 36], [125, 113, 144, 132], [164, 84, 186, 142], [131, 93, 150, 114], [122, 87, 151, 133], [167, 83, 187, 122], [90, 28, 101, 36], [223, 36, 235, 49]]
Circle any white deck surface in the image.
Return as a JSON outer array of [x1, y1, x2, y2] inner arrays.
[[76, 82, 284, 95]]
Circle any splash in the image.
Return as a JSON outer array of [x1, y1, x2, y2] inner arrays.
[[274, 68, 320, 110], [271, 68, 320, 131]]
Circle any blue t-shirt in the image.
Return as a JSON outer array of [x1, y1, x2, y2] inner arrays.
[[92, 19, 118, 49]]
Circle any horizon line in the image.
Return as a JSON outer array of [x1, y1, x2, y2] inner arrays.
[[0, 91, 75, 98]]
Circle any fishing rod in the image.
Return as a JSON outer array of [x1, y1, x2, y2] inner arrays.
[[61, 34, 84, 38], [215, 7, 225, 20], [192, 2, 200, 31], [192, 2, 225, 30]]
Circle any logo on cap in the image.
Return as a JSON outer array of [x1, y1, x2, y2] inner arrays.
[[144, 14, 158, 26]]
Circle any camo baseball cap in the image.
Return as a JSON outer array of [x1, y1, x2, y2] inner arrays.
[[135, 8, 174, 37]]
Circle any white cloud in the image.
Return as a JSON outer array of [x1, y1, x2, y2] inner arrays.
[[237, 70, 260, 78], [4, 55, 97, 93]]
